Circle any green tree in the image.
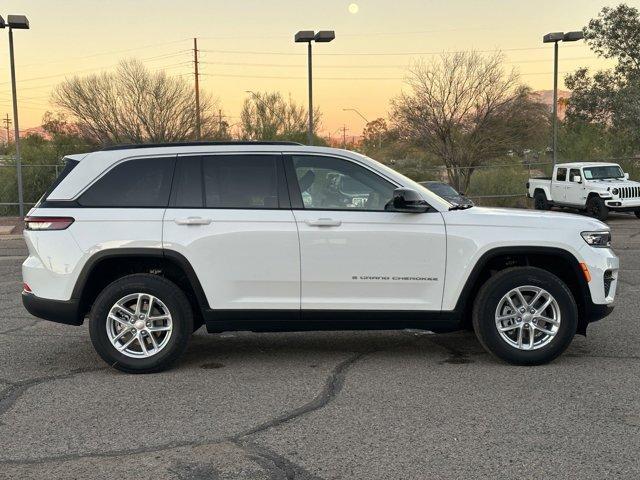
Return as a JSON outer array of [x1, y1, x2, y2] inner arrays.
[[239, 91, 324, 144], [564, 4, 640, 156]]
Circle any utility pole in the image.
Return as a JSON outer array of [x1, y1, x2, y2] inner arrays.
[[3, 114, 11, 145], [342, 125, 347, 149], [193, 37, 201, 140]]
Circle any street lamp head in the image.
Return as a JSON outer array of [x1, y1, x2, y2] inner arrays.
[[543, 32, 564, 43], [314, 31, 335, 43], [295, 30, 315, 43], [563, 31, 584, 42], [7, 15, 29, 29]]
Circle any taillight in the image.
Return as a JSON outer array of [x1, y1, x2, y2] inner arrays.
[[23, 283, 32, 293], [24, 216, 74, 231]]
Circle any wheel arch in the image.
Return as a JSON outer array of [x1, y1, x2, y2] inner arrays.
[[454, 246, 591, 335], [533, 188, 550, 201], [73, 248, 208, 322]]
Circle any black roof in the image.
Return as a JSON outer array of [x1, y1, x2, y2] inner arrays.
[[101, 141, 303, 151]]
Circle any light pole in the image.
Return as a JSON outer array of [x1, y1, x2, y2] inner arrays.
[[1, 14, 29, 218], [543, 30, 583, 172], [295, 30, 335, 146]]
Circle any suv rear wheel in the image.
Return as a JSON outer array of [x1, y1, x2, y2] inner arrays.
[[89, 274, 193, 373], [533, 191, 549, 210], [472, 267, 578, 365]]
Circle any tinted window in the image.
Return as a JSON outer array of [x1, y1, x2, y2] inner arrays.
[[292, 155, 395, 211], [203, 155, 278, 209], [171, 156, 203, 207], [79, 157, 175, 207], [556, 168, 567, 181]]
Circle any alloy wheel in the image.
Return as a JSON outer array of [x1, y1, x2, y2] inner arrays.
[[494, 285, 561, 350], [106, 293, 173, 358]]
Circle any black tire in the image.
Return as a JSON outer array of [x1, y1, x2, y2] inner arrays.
[[472, 267, 578, 366], [586, 196, 609, 221], [89, 274, 194, 373], [635, 209, 640, 219], [534, 191, 549, 210]]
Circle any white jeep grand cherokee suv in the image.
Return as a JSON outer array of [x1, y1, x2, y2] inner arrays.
[[22, 142, 618, 373]]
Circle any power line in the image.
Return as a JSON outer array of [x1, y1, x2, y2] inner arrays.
[[15, 39, 191, 68], [198, 45, 581, 57], [198, 56, 598, 69]]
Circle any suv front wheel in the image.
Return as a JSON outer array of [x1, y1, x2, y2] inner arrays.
[[89, 274, 194, 373], [472, 267, 578, 365]]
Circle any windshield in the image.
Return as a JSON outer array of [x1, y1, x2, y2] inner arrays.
[[422, 182, 458, 196], [583, 165, 624, 180]]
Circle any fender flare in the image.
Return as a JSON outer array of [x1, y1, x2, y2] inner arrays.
[[71, 248, 209, 310]]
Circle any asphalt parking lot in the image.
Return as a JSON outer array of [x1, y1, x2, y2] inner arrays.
[[0, 216, 639, 480]]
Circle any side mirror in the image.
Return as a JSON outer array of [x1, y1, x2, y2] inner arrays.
[[392, 188, 430, 213], [572, 175, 582, 183], [624, 173, 630, 180]]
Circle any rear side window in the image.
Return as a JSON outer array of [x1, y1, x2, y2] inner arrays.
[[39, 158, 79, 203], [203, 155, 278, 209], [79, 157, 175, 207], [556, 168, 567, 181]]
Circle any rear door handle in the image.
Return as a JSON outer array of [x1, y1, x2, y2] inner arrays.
[[305, 218, 342, 227], [174, 217, 212, 226]]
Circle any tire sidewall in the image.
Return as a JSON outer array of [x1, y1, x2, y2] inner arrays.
[[89, 274, 193, 373], [473, 268, 578, 365], [534, 192, 548, 210], [587, 196, 608, 221]]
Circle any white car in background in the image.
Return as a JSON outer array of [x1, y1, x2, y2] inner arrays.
[[21, 142, 618, 372], [527, 162, 640, 221]]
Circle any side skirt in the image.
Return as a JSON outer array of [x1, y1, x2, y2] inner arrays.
[[204, 309, 463, 334]]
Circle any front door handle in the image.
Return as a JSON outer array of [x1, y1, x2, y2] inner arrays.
[[174, 217, 212, 226], [305, 218, 342, 227]]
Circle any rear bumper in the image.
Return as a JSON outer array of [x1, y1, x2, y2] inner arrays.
[[22, 292, 84, 326]]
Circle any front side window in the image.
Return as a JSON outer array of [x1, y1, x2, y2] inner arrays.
[[291, 155, 395, 211], [556, 168, 567, 182], [203, 155, 278, 209], [79, 157, 175, 207], [569, 168, 581, 182]]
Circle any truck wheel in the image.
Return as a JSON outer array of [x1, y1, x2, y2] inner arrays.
[[472, 267, 578, 365], [586, 196, 609, 221], [534, 191, 549, 210], [635, 209, 640, 219], [89, 274, 194, 373]]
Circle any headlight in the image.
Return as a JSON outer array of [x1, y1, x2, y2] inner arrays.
[[611, 188, 619, 196], [581, 231, 611, 248]]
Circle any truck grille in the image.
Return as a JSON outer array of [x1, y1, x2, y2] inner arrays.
[[618, 186, 640, 199]]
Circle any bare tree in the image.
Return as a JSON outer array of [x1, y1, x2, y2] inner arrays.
[[391, 52, 548, 191], [240, 91, 321, 143], [52, 59, 221, 144]]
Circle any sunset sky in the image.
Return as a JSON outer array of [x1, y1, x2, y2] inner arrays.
[[0, 0, 623, 139]]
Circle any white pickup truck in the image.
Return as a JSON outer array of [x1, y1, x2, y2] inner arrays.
[[527, 162, 640, 221]]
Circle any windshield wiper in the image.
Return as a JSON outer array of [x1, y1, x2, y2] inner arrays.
[[449, 204, 473, 211]]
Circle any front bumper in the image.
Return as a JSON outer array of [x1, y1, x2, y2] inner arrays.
[[22, 292, 84, 326], [605, 198, 640, 210]]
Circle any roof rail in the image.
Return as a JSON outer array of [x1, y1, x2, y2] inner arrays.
[[100, 141, 303, 151]]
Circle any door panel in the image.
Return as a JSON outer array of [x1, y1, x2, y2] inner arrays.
[[565, 168, 585, 205], [286, 154, 446, 311], [552, 168, 567, 203], [293, 209, 446, 310], [163, 154, 300, 310]]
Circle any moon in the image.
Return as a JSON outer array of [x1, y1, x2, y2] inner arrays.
[[348, 3, 359, 14]]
